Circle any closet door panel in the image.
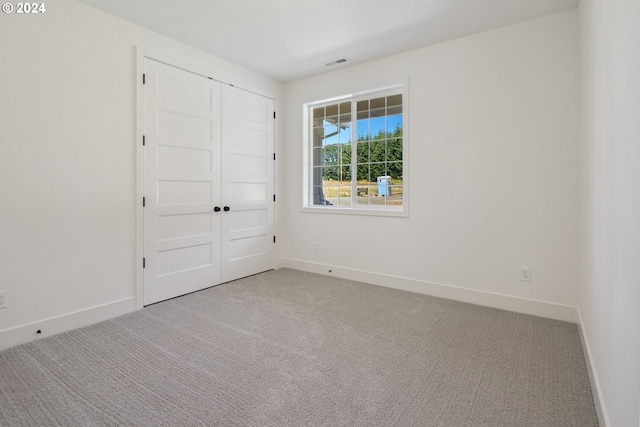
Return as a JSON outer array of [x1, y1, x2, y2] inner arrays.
[[221, 86, 275, 283], [143, 58, 222, 305]]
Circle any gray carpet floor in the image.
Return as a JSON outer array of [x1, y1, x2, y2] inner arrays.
[[0, 268, 598, 426]]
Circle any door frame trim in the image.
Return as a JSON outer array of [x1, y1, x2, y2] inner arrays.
[[135, 47, 277, 310]]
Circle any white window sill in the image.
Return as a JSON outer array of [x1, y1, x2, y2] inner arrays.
[[301, 205, 408, 218]]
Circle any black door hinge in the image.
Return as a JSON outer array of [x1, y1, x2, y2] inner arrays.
[[143, 74, 146, 84], [273, 236, 276, 243], [273, 153, 276, 161], [143, 197, 146, 207], [143, 257, 146, 268], [273, 194, 276, 202], [143, 135, 146, 146], [273, 111, 276, 119]]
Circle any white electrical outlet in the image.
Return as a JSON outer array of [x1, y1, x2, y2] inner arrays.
[[520, 267, 531, 282], [314, 242, 320, 252], [0, 290, 8, 309]]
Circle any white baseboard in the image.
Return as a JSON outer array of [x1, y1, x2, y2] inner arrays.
[[0, 297, 137, 352], [279, 258, 578, 323], [577, 308, 610, 427]]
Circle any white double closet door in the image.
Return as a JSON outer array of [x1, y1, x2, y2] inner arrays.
[[143, 58, 275, 305]]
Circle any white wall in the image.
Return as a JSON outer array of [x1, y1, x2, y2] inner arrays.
[[0, 0, 282, 349], [281, 10, 580, 321], [579, 0, 640, 425]]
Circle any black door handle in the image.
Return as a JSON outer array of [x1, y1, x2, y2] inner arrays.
[[223, 206, 230, 212], [213, 206, 221, 212]]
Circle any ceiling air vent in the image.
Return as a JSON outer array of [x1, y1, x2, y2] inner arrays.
[[324, 58, 349, 67]]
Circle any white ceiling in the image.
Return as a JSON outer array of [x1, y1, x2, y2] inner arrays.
[[75, 0, 578, 82]]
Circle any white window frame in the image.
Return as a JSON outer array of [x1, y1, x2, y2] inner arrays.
[[302, 83, 409, 217]]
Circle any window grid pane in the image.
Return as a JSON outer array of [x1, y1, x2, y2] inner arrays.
[[353, 94, 403, 206], [311, 92, 403, 208]]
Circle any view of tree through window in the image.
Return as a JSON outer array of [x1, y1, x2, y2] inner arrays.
[[311, 92, 403, 209]]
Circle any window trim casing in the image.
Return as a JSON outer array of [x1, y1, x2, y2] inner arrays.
[[301, 83, 409, 217]]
